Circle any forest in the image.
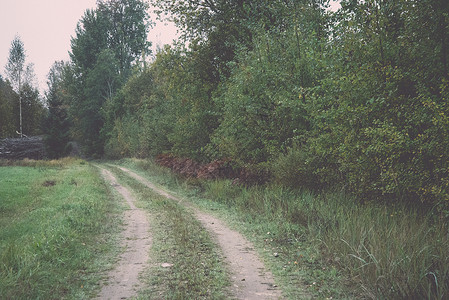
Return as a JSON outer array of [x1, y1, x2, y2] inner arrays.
[[1, 0, 448, 212]]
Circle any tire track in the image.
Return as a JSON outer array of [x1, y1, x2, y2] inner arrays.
[[97, 168, 152, 300], [116, 166, 282, 300]]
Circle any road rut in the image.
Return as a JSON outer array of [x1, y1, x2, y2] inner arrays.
[[117, 166, 282, 300], [97, 168, 152, 299]]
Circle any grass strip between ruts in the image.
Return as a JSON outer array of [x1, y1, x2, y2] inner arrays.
[[105, 164, 232, 299]]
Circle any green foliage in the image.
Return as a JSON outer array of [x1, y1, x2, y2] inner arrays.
[[272, 145, 323, 190], [65, 0, 151, 156], [71, 0, 449, 212], [19, 83, 45, 136], [3, 36, 44, 138], [104, 114, 141, 158], [4, 36, 25, 93], [97, 0, 151, 77], [43, 61, 71, 158], [156, 44, 221, 160], [209, 29, 314, 166], [286, 0, 449, 208], [70, 9, 109, 72], [0, 77, 17, 138], [105, 44, 221, 160], [103, 65, 176, 158], [102, 0, 449, 215], [205, 1, 330, 172]]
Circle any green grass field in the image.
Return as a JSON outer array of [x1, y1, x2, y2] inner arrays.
[[0, 159, 122, 299]]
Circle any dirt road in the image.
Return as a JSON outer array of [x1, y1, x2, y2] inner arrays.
[[116, 166, 282, 299], [97, 168, 152, 299]]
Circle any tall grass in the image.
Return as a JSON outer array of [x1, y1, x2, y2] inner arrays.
[[316, 194, 449, 299], [203, 180, 449, 299]]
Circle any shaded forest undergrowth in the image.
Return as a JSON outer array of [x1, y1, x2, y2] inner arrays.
[[125, 157, 449, 299]]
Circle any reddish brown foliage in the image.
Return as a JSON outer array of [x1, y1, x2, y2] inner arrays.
[[156, 154, 236, 179], [155, 154, 268, 185]]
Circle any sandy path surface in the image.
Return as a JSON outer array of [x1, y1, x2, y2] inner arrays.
[[97, 168, 152, 300], [117, 166, 282, 300]]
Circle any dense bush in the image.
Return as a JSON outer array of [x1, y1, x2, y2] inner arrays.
[[96, 0, 449, 211], [209, 30, 312, 167]]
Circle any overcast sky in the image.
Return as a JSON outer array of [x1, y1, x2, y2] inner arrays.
[[0, 0, 179, 93], [1, 1, 339, 94]]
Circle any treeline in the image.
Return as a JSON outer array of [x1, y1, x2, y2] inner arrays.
[[46, 0, 448, 210]]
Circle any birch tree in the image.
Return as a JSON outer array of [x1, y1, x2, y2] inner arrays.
[[5, 36, 25, 137]]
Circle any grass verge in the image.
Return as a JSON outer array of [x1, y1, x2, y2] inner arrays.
[[104, 164, 231, 299], [115, 158, 449, 299], [0, 158, 122, 299]]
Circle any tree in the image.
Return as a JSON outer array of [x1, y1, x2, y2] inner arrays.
[[4, 36, 43, 138], [43, 61, 71, 158], [20, 82, 44, 136], [97, 0, 151, 77], [67, 0, 151, 156], [5, 36, 26, 138], [0, 76, 17, 138]]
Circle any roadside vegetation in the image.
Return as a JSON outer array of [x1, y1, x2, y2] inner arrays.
[[0, 158, 122, 299], [117, 158, 449, 299], [11, 0, 443, 220], [1, 0, 448, 299]]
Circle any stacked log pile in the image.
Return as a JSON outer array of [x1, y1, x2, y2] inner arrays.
[[0, 136, 46, 160]]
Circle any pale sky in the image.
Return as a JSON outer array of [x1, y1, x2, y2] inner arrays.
[[0, 0, 179, 93], [0, 1, 340, 94]]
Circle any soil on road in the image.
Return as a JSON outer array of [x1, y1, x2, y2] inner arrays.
[[97, 168, 152, 300], [117, 166, 282, 299]]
